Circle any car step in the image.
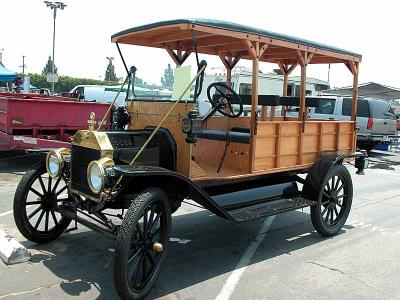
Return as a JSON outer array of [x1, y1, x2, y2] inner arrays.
[[228, 197, 316, 223]]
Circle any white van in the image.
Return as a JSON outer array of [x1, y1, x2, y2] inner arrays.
[[69, 85, 172, 106], [69, 85, 126, 105]]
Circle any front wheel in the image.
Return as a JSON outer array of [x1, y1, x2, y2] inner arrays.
[[13, 162, 71, 243], [310, 164, 353, 236], [113, 188, 171, 300]]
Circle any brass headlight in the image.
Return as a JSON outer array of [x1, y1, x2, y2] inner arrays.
[[87, 157, 114, 194], [46, 148, 70, 178]]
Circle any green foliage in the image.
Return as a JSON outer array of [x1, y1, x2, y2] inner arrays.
[[42, 56, 58, 75], [135, 77, 143, 85], [105, 57, 117, 81], [27, 73, 119, 93], [161, 63, 174, 87]]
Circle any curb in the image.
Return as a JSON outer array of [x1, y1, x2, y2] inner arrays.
[[0, 229, 31, 265]]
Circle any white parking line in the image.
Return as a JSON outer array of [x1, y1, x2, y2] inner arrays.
[[0, 210, 12, 218], [170, 237, 191, 244], [215, 216, 276, 300]]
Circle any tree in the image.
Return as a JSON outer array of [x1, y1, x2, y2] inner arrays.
[[28, 73, 119, 94], [161, 63, 174, 87], [42, 56, 57, 75], [105, 57, 117, 81]]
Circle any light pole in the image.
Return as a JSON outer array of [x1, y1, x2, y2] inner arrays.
[[19, 55, 27, 75], [44, 1, 66, 93]]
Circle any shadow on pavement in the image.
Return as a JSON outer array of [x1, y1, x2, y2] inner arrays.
[[21, 208, 350, 299]]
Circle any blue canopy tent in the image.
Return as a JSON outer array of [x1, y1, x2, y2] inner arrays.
[[0, 64, 18, 82], [18, 83, 37, 89]]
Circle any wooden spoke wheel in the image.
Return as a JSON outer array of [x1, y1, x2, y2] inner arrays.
[[13, 162, 71, 243], [113, 188, 171, 300], [310, 164, 353, 236]]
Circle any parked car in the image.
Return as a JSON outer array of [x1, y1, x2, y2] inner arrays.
[[302, 96, 397, 150]]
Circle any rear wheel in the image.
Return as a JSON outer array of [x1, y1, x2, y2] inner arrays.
[[113, 187, 171, 300], [13, 162, 71, 243], [310, 164, 353, 236]]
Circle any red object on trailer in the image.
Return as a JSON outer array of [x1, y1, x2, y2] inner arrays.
[[0, 92, 110, 151]]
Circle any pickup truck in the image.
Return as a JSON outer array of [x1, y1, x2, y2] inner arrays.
[[306, 96, 398, 150]]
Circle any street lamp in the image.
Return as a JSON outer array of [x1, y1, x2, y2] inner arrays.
[[44, 1, 67, 93]]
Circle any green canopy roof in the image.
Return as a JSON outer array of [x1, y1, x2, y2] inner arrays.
[[112, 19, 362, 60]]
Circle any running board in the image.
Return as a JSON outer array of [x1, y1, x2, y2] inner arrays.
[[228, 197, 316, 223]]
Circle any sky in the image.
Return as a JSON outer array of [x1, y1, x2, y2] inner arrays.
[[1, 0, 399, 89]]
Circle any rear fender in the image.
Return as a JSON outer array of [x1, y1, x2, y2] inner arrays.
[[113, 165, 234, 222], [302, 152, 365, 200]]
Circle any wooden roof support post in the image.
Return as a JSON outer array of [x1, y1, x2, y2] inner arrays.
[[278, 62, 298, 118], [165, 45, 192, 67], [250, 49, 259, 172], [346, 60, 359, 151], [219, 53, 241, 87], [243, 40, 263, 172], [296, 51, 313, 165], [219, 54, 233, 131], [296, 51, 314, 122]]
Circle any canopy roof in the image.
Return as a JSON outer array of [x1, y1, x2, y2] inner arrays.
[[322, 82, 400, 100], [0, 63, 18, 82], [112, 19, 362, 65]]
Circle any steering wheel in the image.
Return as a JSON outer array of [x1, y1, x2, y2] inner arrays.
[[207, 82, 243, 118]]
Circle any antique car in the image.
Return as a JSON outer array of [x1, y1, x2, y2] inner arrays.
[[13, 19, 367, 299]]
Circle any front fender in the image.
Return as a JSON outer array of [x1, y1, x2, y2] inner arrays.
[[112, 165, 235, 222]]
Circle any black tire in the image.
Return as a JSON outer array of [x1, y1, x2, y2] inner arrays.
[[310, 164, 353, 236], [13, 161, 71, 243], [113, 187, 171, 300]]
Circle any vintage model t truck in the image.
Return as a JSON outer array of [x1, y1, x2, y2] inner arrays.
[[13, 19, 367, 299]]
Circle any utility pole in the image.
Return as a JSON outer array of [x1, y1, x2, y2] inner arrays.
[[20, 55, 27, 75], [0, 49, 4, 65], [44, 1, 67, 93]]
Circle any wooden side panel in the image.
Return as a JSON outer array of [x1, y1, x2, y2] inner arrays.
[[254, 120, 354, 172], [127, 101, 194, 176], [192, 139, 250, 175], [303, 135, 318, 153], [126, 100, 355, 179]]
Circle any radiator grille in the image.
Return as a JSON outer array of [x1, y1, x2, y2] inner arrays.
[[70, 145, 101, 197]]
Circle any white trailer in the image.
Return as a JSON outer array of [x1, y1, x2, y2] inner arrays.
[[197, 70, 330, 115], [198, 70, 329, 99]]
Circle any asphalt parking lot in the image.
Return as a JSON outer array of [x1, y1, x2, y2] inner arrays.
[[1, 151, 400, 299]]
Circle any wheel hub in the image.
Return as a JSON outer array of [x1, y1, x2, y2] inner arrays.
[[152, 242, 163, 253], [41, 192, 57, 210]]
